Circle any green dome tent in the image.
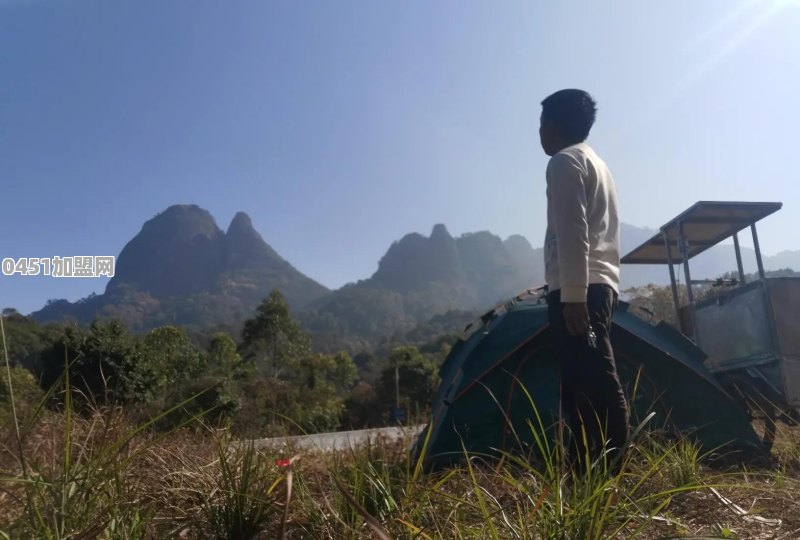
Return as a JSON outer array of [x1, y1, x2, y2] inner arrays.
[[419, 290, 765, 468]]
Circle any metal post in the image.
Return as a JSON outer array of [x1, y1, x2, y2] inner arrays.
[[678, 222, 695, 307], [751, 223, 766, 280], [733, 232, 746, 284], [663, 229, 681, 321], [678, 221, 699, 341], [395, 362, 400, 409]]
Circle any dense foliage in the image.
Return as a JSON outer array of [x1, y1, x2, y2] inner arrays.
[[11, 269, 800, 436], [3, 289, 447, 436]]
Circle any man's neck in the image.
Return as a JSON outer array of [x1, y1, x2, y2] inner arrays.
[[553, 140, 583, 154]]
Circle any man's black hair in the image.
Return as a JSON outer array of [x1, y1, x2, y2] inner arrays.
[[541, 89, 597, 143]]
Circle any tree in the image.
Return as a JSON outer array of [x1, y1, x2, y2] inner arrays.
[[331, 351, 359, 395], [379, 346, 438, 418], [207, 332, 248, 379], [624, 284, 687, 327], [153, 331, 245, 429], [137, 325, 205, 400], [292, 352, 358, 432], [0, 310, 62, 372], [37, 320, 210, 408], [624, 281, 729, 328], [239, 290, 310, 378], [38, 319, 140, 404], [0, 365, 43, 427], [342, 381, 381, 428], [234, 350, 359, 435], [233, 291, 363, 434]]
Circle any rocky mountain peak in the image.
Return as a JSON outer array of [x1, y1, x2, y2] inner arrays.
[[372, 225, 463, 291], [106, 204, 226, 297], [227, 211, 255, 234], [36, 204, 330, 330], [430, 223, 452, 242], [225, 212, 283, 270], [504, 234, 534, 251]]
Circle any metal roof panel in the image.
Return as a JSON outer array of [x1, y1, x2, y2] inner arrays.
[[622, 201, 782, 265]]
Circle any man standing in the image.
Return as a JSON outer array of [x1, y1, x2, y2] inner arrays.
[[539, 89, 629, 472]]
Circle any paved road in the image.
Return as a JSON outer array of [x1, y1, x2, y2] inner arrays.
[[251, 424, 425, 452]]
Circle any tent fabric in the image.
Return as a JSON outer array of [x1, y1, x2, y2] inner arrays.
[[420, 294, 765, 468]]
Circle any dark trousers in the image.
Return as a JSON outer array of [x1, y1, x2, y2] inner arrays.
[[548, 284, 629, 473]]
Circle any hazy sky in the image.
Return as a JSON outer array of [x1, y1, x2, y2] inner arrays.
[[2, 0, 799, 315]]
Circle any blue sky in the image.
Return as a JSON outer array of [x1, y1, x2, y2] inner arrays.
[[1, 0, 799, 314]]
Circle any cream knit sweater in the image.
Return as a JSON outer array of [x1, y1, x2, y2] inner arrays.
[[544, 142, 620, 303]]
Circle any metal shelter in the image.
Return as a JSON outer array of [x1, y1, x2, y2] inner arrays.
[[622, 201, 800, 448]]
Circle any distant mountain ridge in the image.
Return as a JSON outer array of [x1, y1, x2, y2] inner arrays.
[[298, 224, 547, 349], [29, 204, 799, 348], [300, 222, 800, 350], [32, 204, 329, 331]]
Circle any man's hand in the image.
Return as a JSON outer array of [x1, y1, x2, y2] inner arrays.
[[563, 302, 590, 336]]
